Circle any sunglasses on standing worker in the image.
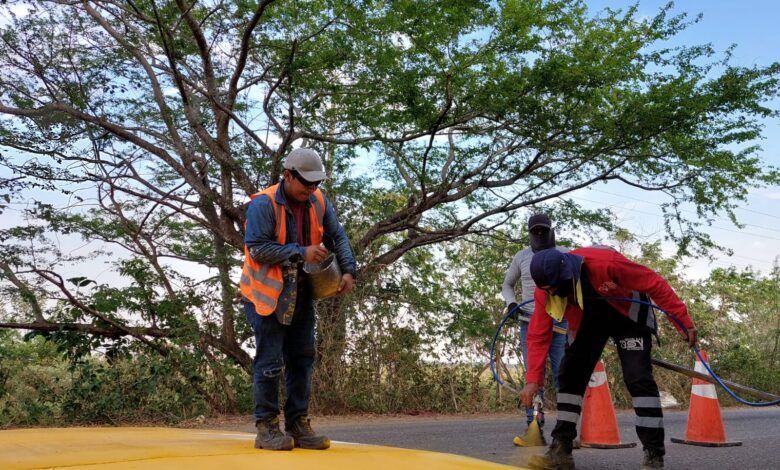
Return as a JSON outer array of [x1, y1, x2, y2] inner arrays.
[[289, 170, 321, 188]]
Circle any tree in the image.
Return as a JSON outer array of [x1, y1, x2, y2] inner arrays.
[[1, 0, 778, 410]]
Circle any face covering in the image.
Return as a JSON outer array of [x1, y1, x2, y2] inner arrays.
[[553, 280, 573, 298], [530, 228, 556, 253]]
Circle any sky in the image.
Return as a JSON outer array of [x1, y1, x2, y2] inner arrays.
[[567, 0, 780, 278], [2, 0, 779, 284]]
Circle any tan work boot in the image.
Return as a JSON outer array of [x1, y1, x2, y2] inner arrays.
[[255, 416, 294, 450], [527, 440, 575, 470], [285, 416, 331, 450]]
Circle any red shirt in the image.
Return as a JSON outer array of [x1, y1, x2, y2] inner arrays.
[[288, 200, 306, 246]]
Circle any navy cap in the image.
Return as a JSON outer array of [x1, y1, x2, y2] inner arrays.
[[530, 249, 571, 287], [528, 213, 552, 230]]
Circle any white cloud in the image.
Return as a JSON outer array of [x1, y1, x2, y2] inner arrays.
[[389, 32, 412, 50]]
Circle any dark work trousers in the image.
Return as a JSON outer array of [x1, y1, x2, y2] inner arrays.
[[244, 287, 316, 426], [550, 281, 665, 455]]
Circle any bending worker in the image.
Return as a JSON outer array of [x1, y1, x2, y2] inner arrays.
[[519, 247, 698, 470], [501, 213, 568, 445], [241, 148, 356, 451]]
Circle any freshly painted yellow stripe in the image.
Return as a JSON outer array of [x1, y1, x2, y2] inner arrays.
[[0, 427, 523, 470]]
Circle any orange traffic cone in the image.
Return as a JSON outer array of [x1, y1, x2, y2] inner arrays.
[[580, 360, 636, 449], [671, 350, 742, 447]]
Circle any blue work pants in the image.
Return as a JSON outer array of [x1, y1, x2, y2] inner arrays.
[[244, 294, 316, 425]]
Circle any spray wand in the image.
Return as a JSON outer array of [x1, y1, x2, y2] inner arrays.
[[532, 395, 543, 423]]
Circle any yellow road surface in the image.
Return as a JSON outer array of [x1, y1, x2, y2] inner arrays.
[[0, 427, 524, 470]]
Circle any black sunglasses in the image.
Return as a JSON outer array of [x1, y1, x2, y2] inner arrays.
[[290, 170, 321, 188]]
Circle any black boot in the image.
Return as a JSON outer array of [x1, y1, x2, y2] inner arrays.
[[528, 439, 575, 470], [255, 416, 294, 450], [286, 416, 331, 450], [641, 448, 665, 469]]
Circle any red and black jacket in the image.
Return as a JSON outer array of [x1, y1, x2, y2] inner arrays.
[[525, 247, 694, 385]]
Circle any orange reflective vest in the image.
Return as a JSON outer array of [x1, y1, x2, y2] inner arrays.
[[240, 184, 326, 315]]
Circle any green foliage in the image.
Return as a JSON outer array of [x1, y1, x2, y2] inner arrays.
[[0, 332, 68, 426], [1, 0, 780, 423], [61, 355, 208, 424], [0, 330, 254, 426]]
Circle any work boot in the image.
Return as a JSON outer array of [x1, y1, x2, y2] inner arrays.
[[255, 416, 294, 450], [640, 448, 664, 469], [527, 440, 575, 470], [286, 416, 331, 450]]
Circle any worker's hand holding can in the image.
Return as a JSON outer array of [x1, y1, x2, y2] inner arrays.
[[304, 244, 329, 264], [338, 272, 355, 295]]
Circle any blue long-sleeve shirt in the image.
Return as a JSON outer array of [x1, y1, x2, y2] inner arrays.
[[244, 181, 357, 276]]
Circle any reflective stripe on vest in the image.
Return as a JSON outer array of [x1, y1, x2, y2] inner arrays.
[[240, 184, 326, 315]]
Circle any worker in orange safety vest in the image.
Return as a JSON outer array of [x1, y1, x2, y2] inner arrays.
[[241, 148, 356, 451]]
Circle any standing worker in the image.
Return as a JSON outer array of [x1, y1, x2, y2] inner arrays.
[[501, 213, 568, 446], [520, 247, 698, 470], [241, 148, 356, 451]]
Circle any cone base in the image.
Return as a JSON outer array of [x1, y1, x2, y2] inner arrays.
[[580, 442, 636, 449], [671, 437, 742, 447]]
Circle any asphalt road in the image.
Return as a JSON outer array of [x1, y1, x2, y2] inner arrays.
[[309, 408, 780, 469]]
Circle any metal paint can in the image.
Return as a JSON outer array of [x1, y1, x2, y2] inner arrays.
[[303, 253, 342, 299]]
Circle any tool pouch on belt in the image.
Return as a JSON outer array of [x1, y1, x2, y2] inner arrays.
[[275, 260, 300, 325]]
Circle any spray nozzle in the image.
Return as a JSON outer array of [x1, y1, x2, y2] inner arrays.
[[532, 395, 543, 416]]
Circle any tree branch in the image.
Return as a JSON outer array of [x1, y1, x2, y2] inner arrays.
[[0, 262, 47, 324]]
